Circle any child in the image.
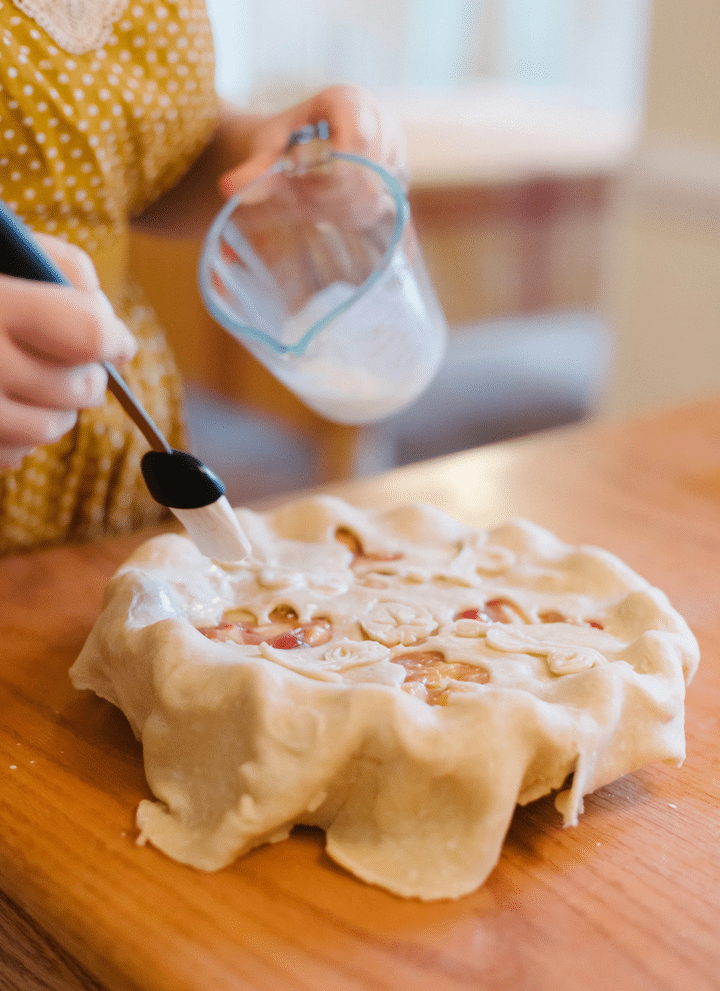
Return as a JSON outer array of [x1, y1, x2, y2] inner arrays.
[[0, 0, 405, 553]]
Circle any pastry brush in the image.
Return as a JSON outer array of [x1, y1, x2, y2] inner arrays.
[[0, 199, 251, 563]]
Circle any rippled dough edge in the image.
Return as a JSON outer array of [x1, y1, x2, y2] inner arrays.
[[70, 496, 700, 901]]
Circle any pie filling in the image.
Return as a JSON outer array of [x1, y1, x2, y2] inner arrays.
[[198, 605, 332, 651], [196, 529, 604, 705]]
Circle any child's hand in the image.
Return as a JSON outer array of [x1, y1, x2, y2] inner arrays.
[[219, 84, 407, 198], [0, 235, 137, 468]]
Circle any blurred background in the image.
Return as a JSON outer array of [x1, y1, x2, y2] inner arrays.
[[130, 0, 720, 503]]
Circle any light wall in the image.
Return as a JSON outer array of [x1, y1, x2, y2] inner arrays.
[[206, 0, 650, 115], [601, 0, 720, 418]]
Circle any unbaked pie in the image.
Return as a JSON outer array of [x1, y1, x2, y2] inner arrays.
[[71, 496, 699, 900]]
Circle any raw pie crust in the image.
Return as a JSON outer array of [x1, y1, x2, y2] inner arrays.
[[71, 496, 699, 900]]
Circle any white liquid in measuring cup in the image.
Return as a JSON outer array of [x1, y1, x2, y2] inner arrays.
[[253, 253, 447, 424]]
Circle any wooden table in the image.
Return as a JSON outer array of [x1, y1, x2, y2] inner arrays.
[[2, 396, 719, 991]]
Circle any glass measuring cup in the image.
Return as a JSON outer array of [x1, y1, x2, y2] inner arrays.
[[198, 130, 447, 425]]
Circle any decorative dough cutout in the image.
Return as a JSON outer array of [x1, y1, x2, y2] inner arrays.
[[359, 601, 438, 646], [485, 626, 606, 674]]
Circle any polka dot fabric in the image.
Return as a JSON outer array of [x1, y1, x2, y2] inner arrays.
[[0, 1, 221, 554]]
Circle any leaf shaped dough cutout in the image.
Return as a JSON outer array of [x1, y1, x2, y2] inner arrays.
[[486, 626, 606, 675], [323, 639, 391, 670]]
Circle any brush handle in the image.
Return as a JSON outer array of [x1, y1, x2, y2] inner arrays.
[[101, 363, 171, 454], [0, 200, 171, 454]]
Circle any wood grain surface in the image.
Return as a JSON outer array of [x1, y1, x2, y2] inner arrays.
[[1, 397, 720, 991]]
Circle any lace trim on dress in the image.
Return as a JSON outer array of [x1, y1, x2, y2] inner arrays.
[[12, 0, 131, 55]]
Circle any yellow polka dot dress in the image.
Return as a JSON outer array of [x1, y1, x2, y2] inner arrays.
[[0, 1, 220, 553]]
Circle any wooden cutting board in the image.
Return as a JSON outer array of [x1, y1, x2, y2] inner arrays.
[[1, 398, 720, 991]]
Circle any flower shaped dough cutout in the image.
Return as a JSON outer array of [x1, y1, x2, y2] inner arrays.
[[360, 601, 438, 646]]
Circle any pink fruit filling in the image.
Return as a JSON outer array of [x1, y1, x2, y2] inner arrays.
[[455, 601, 603, 629], [455, 598, 525, 624], [198, 605, 332, 650]]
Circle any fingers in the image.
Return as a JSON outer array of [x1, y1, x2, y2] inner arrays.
[[0, 347, 107, 469], [0, 234, 137, 466], [0, 396, 78, 467], [302, 84, 407, 173], [0, 445, 37, 469], [219, 120, 288, 198], [219, 84, 407, 199], [34, 233, 103, 292], [0, 340, 108, 410], [0, 275, 137, 366]]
